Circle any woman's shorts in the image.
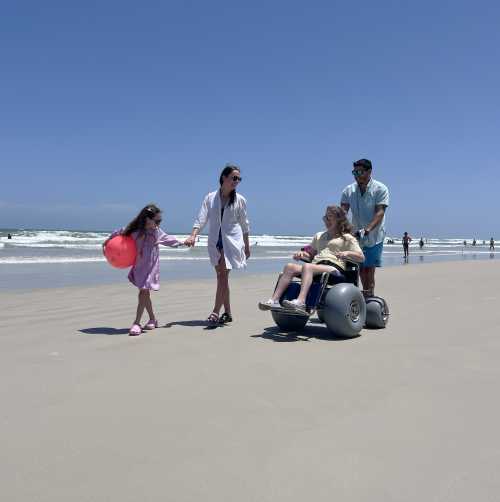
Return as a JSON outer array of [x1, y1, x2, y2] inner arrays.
[[216, 232, 223, 251], [361, 242, 383, 268]]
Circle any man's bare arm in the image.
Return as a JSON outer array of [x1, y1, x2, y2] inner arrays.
[[365, 205, 386, 232]]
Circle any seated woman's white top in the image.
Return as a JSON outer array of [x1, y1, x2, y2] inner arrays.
[[193, 190, 250, 269], [311, 231, 363, 271]]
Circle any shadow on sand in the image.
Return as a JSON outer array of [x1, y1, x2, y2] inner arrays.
[[79, 327, 130, 336], [252, 324, 359, 343], [164, 320, 227, 331]]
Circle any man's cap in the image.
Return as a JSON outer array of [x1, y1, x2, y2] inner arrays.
[[353, 158, 372, 170]]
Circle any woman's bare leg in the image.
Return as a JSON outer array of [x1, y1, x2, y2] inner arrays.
[[271, 262, 303, 301], [223, 269, 231, 314], [213, 253, 229, 315], [296, 263, 336, 304]]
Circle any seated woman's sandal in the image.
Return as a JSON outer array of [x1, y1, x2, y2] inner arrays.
[[258, 299, 282, 310], [282, 299, 308, 315]]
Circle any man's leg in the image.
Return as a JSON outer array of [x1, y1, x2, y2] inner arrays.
[[361, 267, 375, 297]]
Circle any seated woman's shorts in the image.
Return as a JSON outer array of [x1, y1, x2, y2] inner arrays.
[[315, 260, 346, 281], [361, 242, 383, 268]]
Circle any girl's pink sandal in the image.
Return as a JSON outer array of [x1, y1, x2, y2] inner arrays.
[[129, 323, 143, 336], [143, 319, 159, 330]]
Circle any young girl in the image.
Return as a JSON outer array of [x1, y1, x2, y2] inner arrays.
[[103, 204, 184, 336], [258, 205, 365, 315]]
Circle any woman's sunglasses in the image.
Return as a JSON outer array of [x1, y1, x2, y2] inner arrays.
[[232, 175, 242, 182]]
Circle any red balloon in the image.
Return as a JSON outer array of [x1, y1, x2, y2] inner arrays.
[[104, 235, 137, 269]]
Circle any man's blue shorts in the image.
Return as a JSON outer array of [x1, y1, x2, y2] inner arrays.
[[361, 242, 383, 268]]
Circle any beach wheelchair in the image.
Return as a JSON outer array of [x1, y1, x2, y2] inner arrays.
[[270, 261, 389, 337]]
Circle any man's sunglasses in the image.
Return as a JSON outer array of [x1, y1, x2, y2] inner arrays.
[[352, 169, 367, 177]]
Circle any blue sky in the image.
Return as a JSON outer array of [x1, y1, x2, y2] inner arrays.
[[1, 0, 499, 237]]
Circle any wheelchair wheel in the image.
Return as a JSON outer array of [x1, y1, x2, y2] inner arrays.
[[271, 310, 309, 332], [322, 283, 366, 338], [316, 309, 325, 323], [365, 296, 390, 329]]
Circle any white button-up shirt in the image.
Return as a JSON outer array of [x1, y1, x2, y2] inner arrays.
[[341, 178, 389, 247], [193, 190, 250, 269]]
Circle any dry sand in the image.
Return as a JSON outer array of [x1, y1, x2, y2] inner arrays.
[[1, 260, 500, 501]]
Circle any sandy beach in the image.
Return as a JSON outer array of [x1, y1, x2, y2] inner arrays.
[[1, 260, 500, 501]]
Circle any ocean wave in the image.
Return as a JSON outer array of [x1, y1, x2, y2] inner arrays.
[[0, 254, 293, 265]]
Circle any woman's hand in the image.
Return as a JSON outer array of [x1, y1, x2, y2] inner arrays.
[[185, 236, 196, 247], [335, 251, 349, 260], [293, 250, 310, 261], [245, 245, 251, 259]]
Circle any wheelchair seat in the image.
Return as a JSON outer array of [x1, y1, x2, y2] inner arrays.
[[312, 261, 359, 286]]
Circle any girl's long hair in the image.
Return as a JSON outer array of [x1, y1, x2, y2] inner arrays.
[[326, 205, 353, 239], [124, 204, 161, 236], [219, 164, 240, 206]]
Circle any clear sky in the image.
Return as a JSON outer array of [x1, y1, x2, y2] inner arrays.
[[1, 0, 499, 237]]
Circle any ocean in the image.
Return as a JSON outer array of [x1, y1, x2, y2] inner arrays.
[[0, 229, 497, 290]]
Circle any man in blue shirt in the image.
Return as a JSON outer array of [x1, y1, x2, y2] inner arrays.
[[341, 159, 389, 297]]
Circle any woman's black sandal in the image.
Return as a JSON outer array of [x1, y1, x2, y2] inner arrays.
[[207, 312, 219, 325], [219, 312, 233, 324]]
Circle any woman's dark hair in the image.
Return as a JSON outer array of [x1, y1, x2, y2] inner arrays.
[[124, 204, 161, 236], [325, 205, 353, 239], [219, 164, 240, 206]]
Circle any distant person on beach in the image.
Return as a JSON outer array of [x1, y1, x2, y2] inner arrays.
[[490, 238, 495, 251], [402, 232, 412, 259], [463, 240, 467, 247], [7, 233, 12, 239], [186, 164, 250, 326], [341, 158, 389, 297], [472, 238, 476, 246], [419, 238, 424, 249], [258, 205, 364, 314], [103, 204, 186, 336]]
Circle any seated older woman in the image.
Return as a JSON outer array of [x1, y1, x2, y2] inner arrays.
[[258, 205, 365, 315]]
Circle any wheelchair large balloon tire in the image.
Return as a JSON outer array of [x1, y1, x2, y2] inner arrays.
[[316, 309, 325, 323], [271, 310, 308, 332], [322, 283, 366, 338]]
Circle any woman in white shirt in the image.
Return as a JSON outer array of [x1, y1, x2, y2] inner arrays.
[[186, 164, 250, 325]]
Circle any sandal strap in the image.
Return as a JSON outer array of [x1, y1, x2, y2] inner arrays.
[[207, 312, 219, 322], [219, 313, 232, 323]]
